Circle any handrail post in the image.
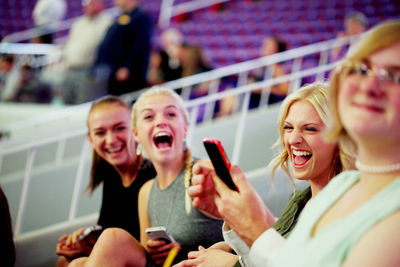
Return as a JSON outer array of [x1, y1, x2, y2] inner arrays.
[[68, 140, 90, 221], [203, 79, 221, 121], [316, 49, 329, 82], [158, 0, 175, 28], [231, 90, 250, 165], [186, 104, 199, 149], [14, 147, 37, 237]]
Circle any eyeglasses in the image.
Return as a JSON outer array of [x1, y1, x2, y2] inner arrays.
[[345, 62, 400, 85]]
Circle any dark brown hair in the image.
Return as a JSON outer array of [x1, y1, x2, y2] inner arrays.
[[86, 96, 131, 194]]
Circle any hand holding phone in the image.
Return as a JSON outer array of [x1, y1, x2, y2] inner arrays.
[[77, 225, 103, 246], [145, 226, 176, 244], [203, 138, 238, 191]]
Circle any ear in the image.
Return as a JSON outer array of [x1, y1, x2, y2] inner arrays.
[[133, 128, 140, 143], [183, 123, 188, 139], [87, 132, 93, 145]]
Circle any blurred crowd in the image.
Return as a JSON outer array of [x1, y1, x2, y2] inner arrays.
[[0, 0, 369, 119]]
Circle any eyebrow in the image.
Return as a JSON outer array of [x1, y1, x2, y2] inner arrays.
[[92, 122, 127, 131], [139, 105, 179, 113], [284, 121, 322, 127], [364, 59, 400, 71]]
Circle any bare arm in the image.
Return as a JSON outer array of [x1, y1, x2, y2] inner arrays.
[[138, 179, 154, 247]]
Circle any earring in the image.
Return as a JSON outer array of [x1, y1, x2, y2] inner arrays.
[[136, 143, 142, 156]]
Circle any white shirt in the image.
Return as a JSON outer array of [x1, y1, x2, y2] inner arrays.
[[64, 13, 112, 68], [223, 223, 286, 267]]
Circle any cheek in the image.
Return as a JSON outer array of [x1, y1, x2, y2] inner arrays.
[[338, 80, 354, 114], [314, 141, 336, 165], [91, 140, 104, 155]]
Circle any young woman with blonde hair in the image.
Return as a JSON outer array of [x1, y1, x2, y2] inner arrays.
[[69, 87, 224, 267], [176, 82, 355, 267]]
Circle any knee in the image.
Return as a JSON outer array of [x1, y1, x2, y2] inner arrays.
[[68, 257, 87, 267], [98, 228, 132, 245]]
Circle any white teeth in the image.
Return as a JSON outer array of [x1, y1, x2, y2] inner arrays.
[[293, 150, 311, 156], [107, 147, 122, 153], [155, 132, 171, 137]]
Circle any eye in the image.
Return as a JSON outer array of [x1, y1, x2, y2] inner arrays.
[[116, 126, 127, 131], [167, 112, 177, 118], [94, 131, 105, 137], [143, 114, 153, 120], [355, 64, 369, 76], [305, 127, 318, 132], [283, 125, 293, 131]]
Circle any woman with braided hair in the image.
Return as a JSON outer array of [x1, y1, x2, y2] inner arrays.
[[69, 87, 223, 267]]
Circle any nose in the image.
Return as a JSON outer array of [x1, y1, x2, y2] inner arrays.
[[288, 131, 302, 145], [155, 115, 167, 128], [105, 131, 117, 144], [361, 75, 385, 98]]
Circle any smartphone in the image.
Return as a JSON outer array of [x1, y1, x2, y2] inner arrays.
[[203, 138, 237, 191], [78, 225, 103, 245], [145, 226, 176, 244]]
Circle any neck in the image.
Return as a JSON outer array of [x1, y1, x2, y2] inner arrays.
[[115, 155, 142, 187], [356, 144, 400, 181], [309, 177, 329, 199], [154, 156, 185, 189]]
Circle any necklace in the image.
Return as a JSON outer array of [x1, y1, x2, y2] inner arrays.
[[355, 159, 400, 173]]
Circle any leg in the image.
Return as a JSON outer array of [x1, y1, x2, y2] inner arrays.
[[68, 257, 88, 267], [81, 228, 146, 267], [56, 256, 69, 267]]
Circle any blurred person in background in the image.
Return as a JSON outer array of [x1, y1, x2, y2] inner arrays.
[[330, 11, 368, 61], [32, 0, 67, 44], [63, 0, 112, 104], [93, 0, 153, 96], [147, 28, 185, 86], [249, 35, 290, 108]]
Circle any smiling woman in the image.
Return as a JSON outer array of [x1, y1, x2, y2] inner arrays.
[[68, 87, 224, 267], [173, 83, 355, 267], [55, 96, 156, 267]]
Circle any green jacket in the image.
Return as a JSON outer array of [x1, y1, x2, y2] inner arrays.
[[272, 186, 312, 238], [233, 187, 311, 267]]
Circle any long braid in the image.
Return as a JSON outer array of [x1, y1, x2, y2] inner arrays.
[[183, 149, 193, 214]]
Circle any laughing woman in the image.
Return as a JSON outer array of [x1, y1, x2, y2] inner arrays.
[[182, 20, 400, 267], [175, 82, 355, 267], [56, 96, 156, 266], [69, 87, 223, 267]]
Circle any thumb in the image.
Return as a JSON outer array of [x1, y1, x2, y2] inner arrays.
[[230, 165, 251, 193]]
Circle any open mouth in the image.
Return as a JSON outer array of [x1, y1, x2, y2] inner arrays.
[[153, 132, 173, 149], [292, 150, 312, 167], [106, 146, 124, 154]]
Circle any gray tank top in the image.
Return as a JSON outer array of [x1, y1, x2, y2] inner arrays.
[[148, 161, 223, 262]]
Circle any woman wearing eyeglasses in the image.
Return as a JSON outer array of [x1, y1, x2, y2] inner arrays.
[[180, 20, 400, 267]]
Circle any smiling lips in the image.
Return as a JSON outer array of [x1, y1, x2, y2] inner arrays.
[[153, 132, 173, 149], [293, 150, 312, 168], [106, 146, 124, 155]]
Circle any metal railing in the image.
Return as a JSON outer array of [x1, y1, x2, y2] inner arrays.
[[0, 33, 357, 241], [1, 61, 337, 241], [158, 0, 232, 28], [1, 35, 357, 142], [2, 7, 120, 44]]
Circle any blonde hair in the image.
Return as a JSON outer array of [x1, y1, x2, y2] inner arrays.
[[268, 83, 355, 184], [325, 20, 400, 152], [131, 86, 189, 131]]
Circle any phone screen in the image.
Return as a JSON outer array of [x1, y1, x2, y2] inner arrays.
[[203, 139, 237, 191], [145, 226, 175, 243]]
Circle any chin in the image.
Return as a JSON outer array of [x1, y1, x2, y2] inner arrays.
[[293, 170, 310, 181]]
